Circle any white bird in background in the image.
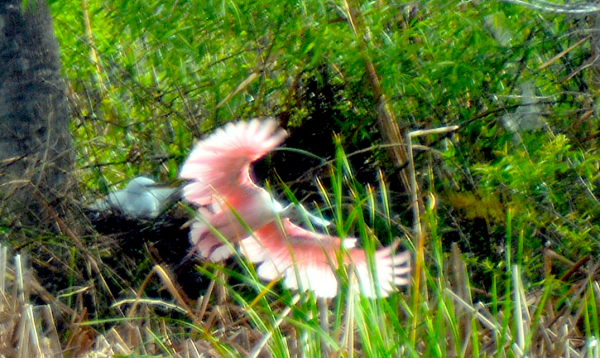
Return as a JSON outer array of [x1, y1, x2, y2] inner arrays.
[[90, 176, 178, 219], [179, 119, 411, 298]]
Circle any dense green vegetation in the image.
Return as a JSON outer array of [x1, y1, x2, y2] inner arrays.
[[4, 0, 600, 356]]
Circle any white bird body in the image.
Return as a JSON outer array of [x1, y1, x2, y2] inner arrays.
[[90, 176, 177, 219], [179, 119, 411, 298]]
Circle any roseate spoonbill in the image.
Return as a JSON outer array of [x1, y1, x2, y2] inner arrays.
[[179, 119, 411, 297], [90, 176, 178, 218]]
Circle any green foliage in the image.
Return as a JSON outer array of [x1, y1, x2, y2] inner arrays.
[[474, 134, 600, 258], [48, 1, 518, 186]]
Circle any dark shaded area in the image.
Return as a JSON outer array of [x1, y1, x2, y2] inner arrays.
[[87, 206, 208, 301], [252, 67, 411, 236], [271, 67, 394, 197]]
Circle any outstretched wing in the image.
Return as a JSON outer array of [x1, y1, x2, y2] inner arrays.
[[180, 119, 287, 205], [240, 219, 411, 298]]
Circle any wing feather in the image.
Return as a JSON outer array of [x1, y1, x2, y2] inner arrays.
[[240, 219, 411, 298], [180, 119, 287, 205]]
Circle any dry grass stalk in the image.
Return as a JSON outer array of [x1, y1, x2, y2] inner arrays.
[[0, 247, 64, 358], [447, 246, 596, 357]]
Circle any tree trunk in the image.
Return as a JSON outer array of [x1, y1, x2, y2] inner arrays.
[[0, 0, 73, 227]]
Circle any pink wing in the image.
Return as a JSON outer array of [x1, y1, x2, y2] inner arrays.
[[179, 119, 287, 206], [240, 219, 411, 298], [188, 206, 238, 262]]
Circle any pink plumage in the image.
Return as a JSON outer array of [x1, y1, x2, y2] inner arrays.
[[241, 219, 411, 298], [179, 118, 411, 297], [180, 120, 286, 206]]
